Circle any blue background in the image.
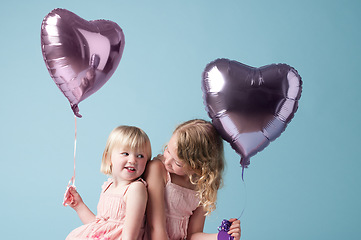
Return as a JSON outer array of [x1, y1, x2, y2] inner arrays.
[[1, 0, 360, 239]]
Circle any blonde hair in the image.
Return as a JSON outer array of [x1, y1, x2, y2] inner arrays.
[[101, 126, 152, 175], [174, 119, 224, 215]]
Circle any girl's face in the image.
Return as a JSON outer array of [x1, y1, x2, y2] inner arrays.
[[110, 146, 149, 182], [163, 133, 188, 176]]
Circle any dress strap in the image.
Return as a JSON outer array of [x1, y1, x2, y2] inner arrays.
[[137, 177, 148, 187], [102, 178, 113, 193], [123, 178, 147, 196]]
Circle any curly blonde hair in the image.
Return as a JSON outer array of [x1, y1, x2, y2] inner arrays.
[[174, 119, 224, 215], [101, 125, 152, 175]]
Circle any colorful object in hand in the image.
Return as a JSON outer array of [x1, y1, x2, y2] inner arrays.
[[202, 58, 302, 171], [63, 185, 76, 206], [218, 219, 234, 240], [41, 8, 125, 117]]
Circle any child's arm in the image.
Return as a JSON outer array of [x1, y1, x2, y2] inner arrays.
[[122, 181, 148, 240], [187, 208, 241, 240], [144, 158, 169, 240], [68, 187, 96, 224], [187, 206, 210, 240]]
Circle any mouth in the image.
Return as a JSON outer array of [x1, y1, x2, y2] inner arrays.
[[125, 166, 136, 172]]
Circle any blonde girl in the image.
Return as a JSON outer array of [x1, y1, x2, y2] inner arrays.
[[145, 119, 241, 240], [65, 125, 151, 240]]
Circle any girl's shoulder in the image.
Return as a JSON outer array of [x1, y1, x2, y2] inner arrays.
[[124, 178, 148, 201], [145, 158, 168, 184], [137, 177, 147, 187], [128, 179, 147, 191], [145, 159, 167, 179]]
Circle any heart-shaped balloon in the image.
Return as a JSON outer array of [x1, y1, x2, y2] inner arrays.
[[202, 58, 302, 170], [41, 8, 125, 117]]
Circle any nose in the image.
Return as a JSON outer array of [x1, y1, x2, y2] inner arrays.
[[128, 155, 136, 164]]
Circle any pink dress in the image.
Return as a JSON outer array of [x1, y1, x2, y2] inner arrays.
[[164, 172, 200, 240], [66, 178, 146, 240]]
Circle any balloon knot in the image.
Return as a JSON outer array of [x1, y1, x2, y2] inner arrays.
[[71, 104, 82, 118]]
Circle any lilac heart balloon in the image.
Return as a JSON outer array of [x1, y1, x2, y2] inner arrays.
[[41, 8, 125, 117], [202, 59, 302, 170]]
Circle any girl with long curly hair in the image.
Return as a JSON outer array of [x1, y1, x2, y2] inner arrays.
[[145, 119, 241, 240]]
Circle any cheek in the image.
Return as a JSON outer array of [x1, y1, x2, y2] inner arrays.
[[139, 160, 148, 171], [174, 166, 186, 175], [163, 155, 171, 166]]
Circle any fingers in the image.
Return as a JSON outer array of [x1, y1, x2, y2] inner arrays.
[[68, 186, 77, 195], [229, 219, 240, 228], [67, 186, 80, 207], [227, 218, 241, 240], [230, 232, 241, 240]]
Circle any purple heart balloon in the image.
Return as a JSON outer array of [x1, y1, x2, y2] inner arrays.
[[202, 58, 302, 170], [41, 8, 125, 117]]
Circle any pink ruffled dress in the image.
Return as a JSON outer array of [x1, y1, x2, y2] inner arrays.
[[66, 178, 146, 240], [164, 172, 200, 240]]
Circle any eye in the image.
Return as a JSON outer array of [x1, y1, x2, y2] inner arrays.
[[121, 152, 129, 156], [137, 154, 144, 158], [175, 161, 183, 167]]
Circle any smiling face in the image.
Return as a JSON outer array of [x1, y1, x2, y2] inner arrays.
[[163, 133, 188, 176], [101, 125, 152, 176], [110, 145, 149, 183]]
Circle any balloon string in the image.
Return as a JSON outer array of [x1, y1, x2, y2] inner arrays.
[[73, 115, 77, 185], [62, 116, 77, 206], [69, 115, 77, 187], [237, 172, 247, 220]]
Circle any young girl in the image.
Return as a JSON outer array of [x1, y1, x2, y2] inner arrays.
[[65, 125, 152, 240], [145, 119, 241, 240]]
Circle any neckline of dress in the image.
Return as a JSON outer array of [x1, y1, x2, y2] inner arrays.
[[103, 179, 130, 195], [167, 172, 197, 193]]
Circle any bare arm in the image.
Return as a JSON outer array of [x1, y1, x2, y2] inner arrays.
[[68, 187, 96, 224], [144, 158, 169, 240], [187, 207, 241, 240], [122, 181, 148, 240], [187, 207, 214, 240]]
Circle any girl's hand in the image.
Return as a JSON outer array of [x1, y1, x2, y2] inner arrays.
[[67, 186, 84, 210], [228, 218, 241, 240], [66, 186, 95, 224]]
